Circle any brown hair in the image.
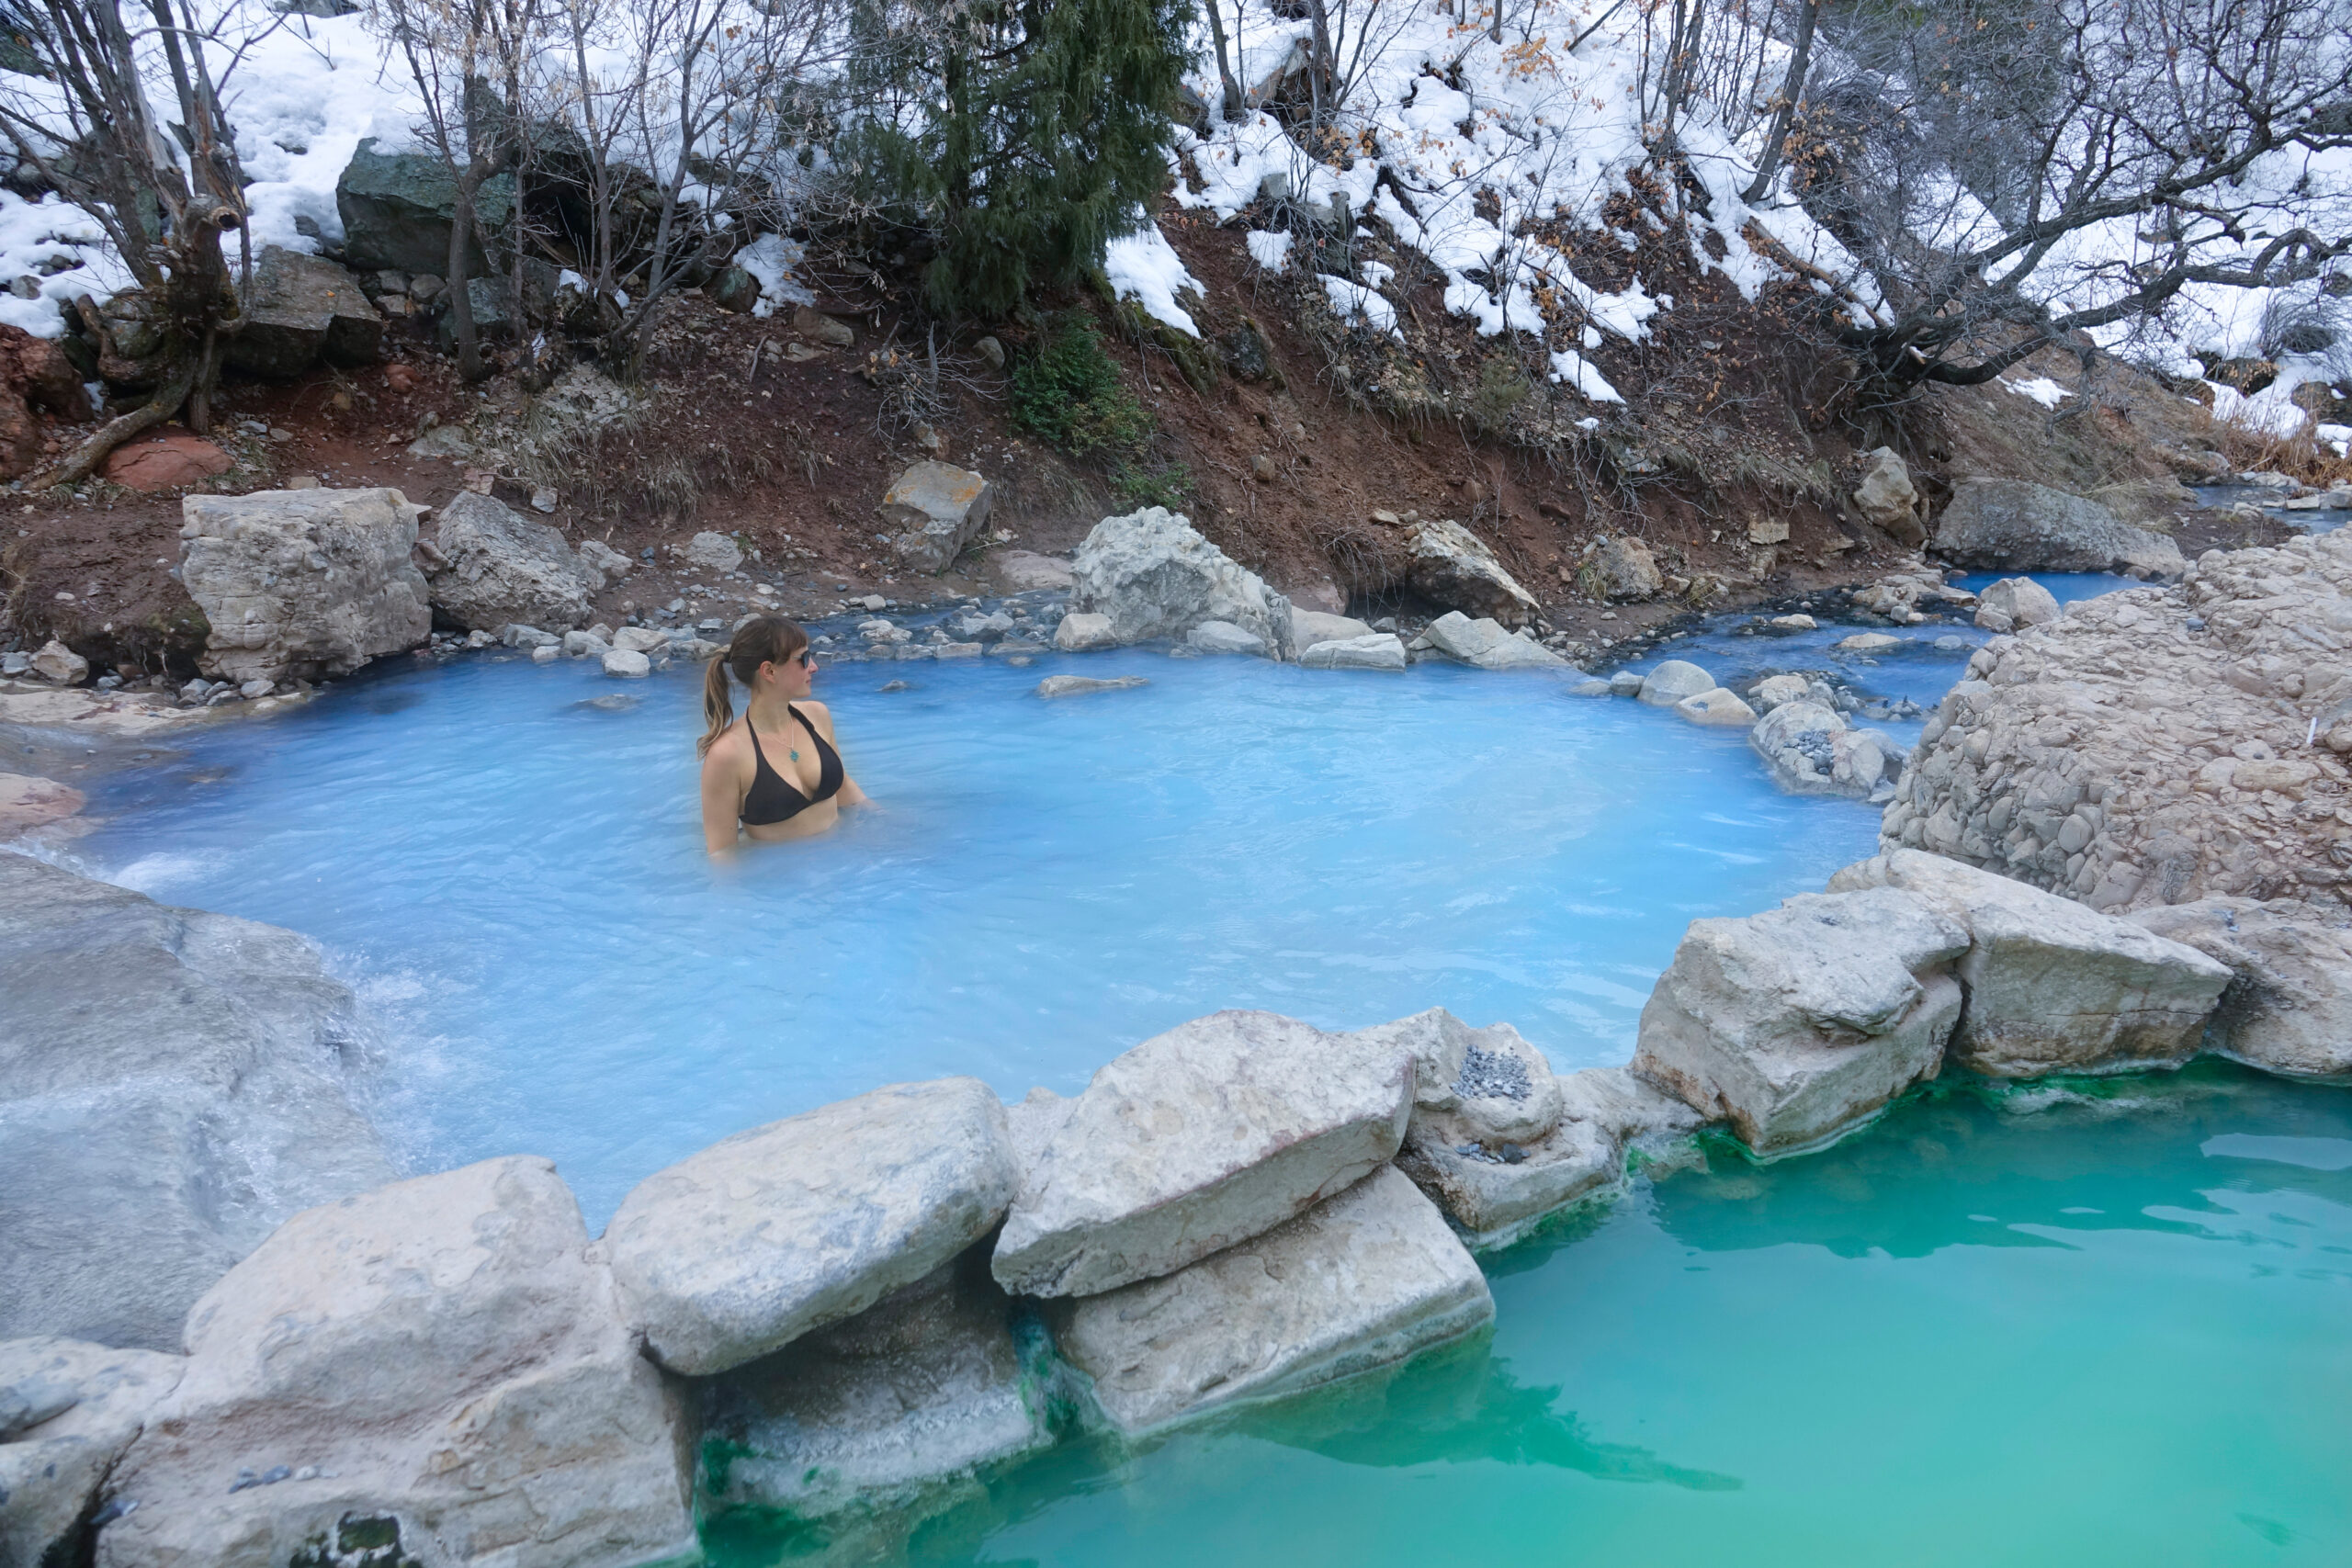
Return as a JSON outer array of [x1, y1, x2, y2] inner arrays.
[[699, 615, 810, 758]]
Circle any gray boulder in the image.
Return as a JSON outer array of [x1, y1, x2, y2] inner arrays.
[[29, 639, 86, 684], [0, 1337, 185, 1568], [0, 855, 391, 1350], [1405, 518, 1540, 626], [179, 487, 432, 683], [1675, 687, 1758, 727], [1749, 699, 1902, 801], [684, 530, 744, 573], [991, 549, 1075, 592], [1932, 479, 2186, 576], [1069, 507, 1295, 654], [1633, 887, 1972, 1154], [420, 490, 596, 632], [1419, 611, 1568, 670], [1828, 850, 2232, 1076], [1298, 633, 1407, 671], [1852, 447, 1926, 546], [1591, 536, 1661, 601], [1751, 672, 1813, 710], [1051, 612, 1117, 651], [604, 1077, 1016, 1376], [334, 137, 514, 278], [1636, 659, 1715, 705], [698, 1248, 1048, 1525], [221, 247, 383, 378], [1973, 574, 2061, 633], [97, 1157, 697, 1568], [1292, 608, 1373, 648], [991, 1010, 1414, 1298], [601, 648, 650, 678], [1185, 619, 1268, 655], [1049, 1167, 1492, 1437], [878, 462, 994, 574], [2127, 898, 2352, 1077]]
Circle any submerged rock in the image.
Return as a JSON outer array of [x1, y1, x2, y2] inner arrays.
[[1049, 1167, 1492, 1437], [1035, 674, 1148, 697], [699, 1247, 1049, 1525], [1069, 507, 1295, 654], [0, 1337, 185, 1568], [2125, 897, 2352, 1077], [179, 487, 431, 683], [1829, 851, 2231, 1077], [605, 1077, 1016, 1376], [0, 855, 391, 1349], [1634, 886, 1971, 1154], [992, 1010, 1414, 1298], [1931, 478, 2185, 576], [97, 1156, 696, 1568]]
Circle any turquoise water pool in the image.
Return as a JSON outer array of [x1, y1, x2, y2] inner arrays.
[[707, 1066, 2352, 1567]]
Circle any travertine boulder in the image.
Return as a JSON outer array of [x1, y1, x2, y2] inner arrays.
[[96, 1157, 697, 1568], [604, 1078, 1016, 1376], [877, 464, 994, 574], [179, 487, 431, 682], [1405, 518, 1540, 626], [1750, 699, 1902, 801], [1069, 507, 1295, 654], [420, 490, 597, 632], [0, 855, 391, 1350], [1932, 478, 2184, 576], [1636, 659, 1715, 705], [1973, 575, 2061, 633], [1851, 447, 1925, 546], [1049, 1168, 1492, 1436], [992, 1010, 1414, 1298], [0, 1337, 184, 1568], [2127, 897, 2352, 1077], [698, 1248, 1048, 1524], [1298, 632, 1407, 670], [1828, 850, 2232, 1076], [1885, 542, 2352, 911], [1633, 887, 1971, 1153], [1419, 611, 1568, 670]]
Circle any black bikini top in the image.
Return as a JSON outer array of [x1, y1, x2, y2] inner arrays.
[[741, 705, 844, 826]]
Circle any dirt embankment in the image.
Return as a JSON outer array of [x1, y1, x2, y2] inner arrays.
[[0, 197, 2301, 680]]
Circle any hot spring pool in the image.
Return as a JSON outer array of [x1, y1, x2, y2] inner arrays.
[[49, 580, 2352, 1565], [706, 1066, 2352, 1567]]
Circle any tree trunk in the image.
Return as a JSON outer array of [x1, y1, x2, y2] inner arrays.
[[448, 171, 487, 382], [1739, 0, 1820, 205], [1204, 0, 1242, 121], [30, 355, 198, 491]]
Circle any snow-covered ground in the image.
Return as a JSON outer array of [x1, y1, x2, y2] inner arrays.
[[4, 0, 2344, 440]]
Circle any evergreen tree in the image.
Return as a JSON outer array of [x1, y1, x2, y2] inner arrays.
[[841, 0, 1193, 318]]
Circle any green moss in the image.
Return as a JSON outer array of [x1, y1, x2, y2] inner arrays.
[[1011, 315, 1153, 460]]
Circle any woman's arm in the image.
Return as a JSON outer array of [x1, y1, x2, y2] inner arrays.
[[700, 745, 744, 854]]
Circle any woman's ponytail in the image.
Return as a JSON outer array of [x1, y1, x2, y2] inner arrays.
[[696, 615, 809, 759]]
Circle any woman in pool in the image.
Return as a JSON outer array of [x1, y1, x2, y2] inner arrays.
[[699, 615, 868, 852]]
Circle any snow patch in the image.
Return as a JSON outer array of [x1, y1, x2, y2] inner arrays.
[[1244, 228, 1293, 275], [1318, 274, 1397, 337], [1104, 220, 1204, 337], [2001, 376, 2075, 410]]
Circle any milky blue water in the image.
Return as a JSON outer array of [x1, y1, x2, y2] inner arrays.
[[707, 1066, 2352, 1568]]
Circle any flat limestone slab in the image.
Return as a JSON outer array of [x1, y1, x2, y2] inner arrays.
[[605, 1077, 1016, 1375], [1829, 850, 2232, 1076], [1051, 1167, 1493, 1437], [993, 1010, 1414, 1298], [1634, 887, 1971, 1154]]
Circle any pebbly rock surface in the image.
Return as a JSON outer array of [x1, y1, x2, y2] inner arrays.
[[1069, 508, 1296, 654], [604, 1077, 1016, 1376], [1048, 1167, 1493, 1437], [1404, 518, 1541, 626], [179, 487, 432, 683], [1417, 611, 1569, 671], [1633, 886, 1971, 1154], [699, 1247, 1049, 1525], [419, 490, 599, 632], [1750, 699, 1902, 802], [96, 1156, 697, 1568], [2128, 898, 2352, 1077], [0, 855, 392, 1351], [992, 1010, 1415, 1299], [1885, 536, 2352, 912], [1829, 850, 2232, 1077], [0, 1337, 186, 1568], [1930, 478, 2185, 576]]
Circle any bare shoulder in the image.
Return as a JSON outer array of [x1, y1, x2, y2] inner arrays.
[[795, 699, 839, 737], [701, 723, 752, 777]]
